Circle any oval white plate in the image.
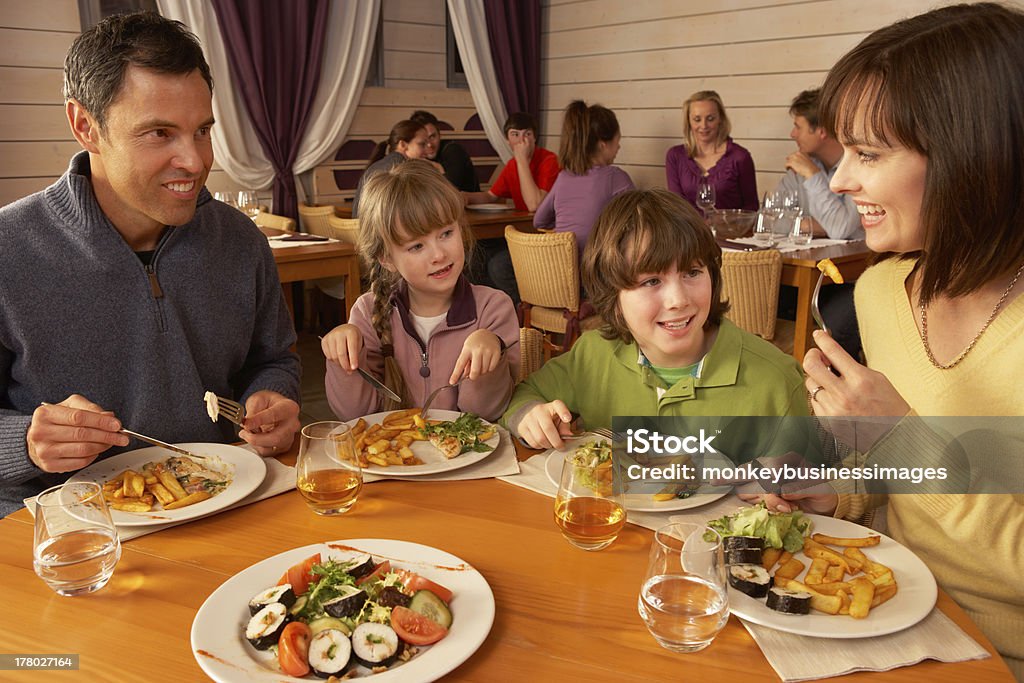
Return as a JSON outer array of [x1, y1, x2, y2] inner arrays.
[[191, 539, 495, 682], [543, 436, 731, 512], [466, 203, 513, 212], [67, 443, 266, 527], [356, 410, 499, 477], [725, 514, 937, 638]]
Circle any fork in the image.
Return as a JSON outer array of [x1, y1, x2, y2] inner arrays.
[[810, 271, 830, 336], [420, 338, 520, 418], [205, 392, 246, 427]]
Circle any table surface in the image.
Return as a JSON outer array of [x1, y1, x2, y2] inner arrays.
[[261, 226, 361, 321], [1, 439, 1012, 682]]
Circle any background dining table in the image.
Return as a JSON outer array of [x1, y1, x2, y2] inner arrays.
[[0, 440, 1013, 682]]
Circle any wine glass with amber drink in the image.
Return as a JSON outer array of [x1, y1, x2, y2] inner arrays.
[[554, 445, 626, 551], [296, 422, 362, 516]]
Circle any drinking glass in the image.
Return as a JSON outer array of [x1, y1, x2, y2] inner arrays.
[[638, 523, 728, 653], [553, 452, 626, 551], [237, 190, 260, 219], [296, 422, 363, 516], [752, 211, 776, 247], [33, 482, 121, 596], [696, 178, 716, 219], [761, 190, 783, 218], [792, 213, 814, 246], [213, 191, 237, 208]]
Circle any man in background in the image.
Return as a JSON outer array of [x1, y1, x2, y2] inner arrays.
[[409, 110, 479, 192], [0, 13, 301, 516]]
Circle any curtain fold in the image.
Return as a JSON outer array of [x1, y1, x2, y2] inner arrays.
[[158, 1, 380, 212], [447, 0, 511, 164], [482, 0, 541, 123]]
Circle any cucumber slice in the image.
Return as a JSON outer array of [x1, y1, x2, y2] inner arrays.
[[307, 616, 352, 636], [289, 594, 308, 616], [408, 590, 452, 629]]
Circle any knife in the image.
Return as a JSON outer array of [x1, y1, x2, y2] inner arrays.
[[356, 368, 403, 403], [120, 429, 210, 460]]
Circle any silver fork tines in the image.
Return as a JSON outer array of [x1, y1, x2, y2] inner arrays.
[[208, 393, 245, 426], [811, 271, 830, 336]]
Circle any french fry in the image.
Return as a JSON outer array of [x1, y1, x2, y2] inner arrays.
[[778, 550, 793, 566], [849, 577, 876, 619], [109, 500, 153, 512], [871, 583, 898, 607], [775, 577, 842, 615], [123, 470, 145, 498], [413, 414, 426, 429], [366, 454, 389, 467], [805, 538, 855, 573], [805, 558, 829, 585], [825, 563, 846, 583], [367, 439, 391, 456], [163, 490, 212, 510], [809, 581, 853, 595], [816, 258, 844, 284], [838, 591, 852, 615], [385, 451, 404, 466], [774, 557, 806, 580], [148, 482, 176, 506], [350, 418, 367, 436], [812, 533, 880, 548], [761, 547, 783, 571], [157, 470, 188, 500], [383, 408, 421, 426], [103, 472, 126, 491], [399, 446, 415, 460]]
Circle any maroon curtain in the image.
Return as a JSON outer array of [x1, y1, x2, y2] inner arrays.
[[210, 0, 328, 219], [482, 0, 542, 123]]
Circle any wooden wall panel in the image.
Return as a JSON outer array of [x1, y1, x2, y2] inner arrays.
[[0, 66, 66, 105], [0, 27, 76, 68], [0, 105, 69, 141], [0, 0, 79, 31]]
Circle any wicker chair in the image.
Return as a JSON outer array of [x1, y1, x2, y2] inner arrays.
[[326, 215, 360, 245], [297, 203, 335, 237], [518, 327, 545, 382], [253, 210, 296, 232], [721, 249, 783, 340], [504, 226, 595, 356]]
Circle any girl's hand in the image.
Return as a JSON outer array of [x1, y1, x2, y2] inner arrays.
[[737, 491, 839, 516], [517, 400, 575, 450], [451, 330, 502, 384], [321, 324, 363, 371], [803, 330, 910, 451]]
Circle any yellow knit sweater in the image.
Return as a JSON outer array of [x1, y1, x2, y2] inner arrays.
[[844, 258, 1024, 679]]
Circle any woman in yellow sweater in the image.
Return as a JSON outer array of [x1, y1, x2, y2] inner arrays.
[[748, 4, 1024, 678]]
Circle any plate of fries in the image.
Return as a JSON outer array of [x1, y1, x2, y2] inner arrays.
[[543, 435, 731, 512], [726, 514, 937, 638], [350, 409, 500, 476], [67, 444, 266, 526]]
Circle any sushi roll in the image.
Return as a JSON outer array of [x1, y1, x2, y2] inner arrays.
[[248, 584, 297, 615], [377, 585, 412, 609], [308, 628, 351, 678], [725, 546, 763, 566], [728, 564, 772, 598], [323, 585, 368, 618], [345, 554, 375, 579], [766, 586, 812, 615], [245, 602, 289, 650], [723, 536, 764, 553], [351, 622, 402, 669]]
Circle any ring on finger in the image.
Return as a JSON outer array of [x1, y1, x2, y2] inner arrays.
[[811, 385, 825, 402]]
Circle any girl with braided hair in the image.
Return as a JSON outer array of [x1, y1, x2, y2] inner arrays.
[[322, 160, 520, 421]]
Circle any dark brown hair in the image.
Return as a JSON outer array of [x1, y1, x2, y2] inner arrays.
[[356, 160, 473, 408], [558, 100, 620, 175], [819, 2, 1024, 303], [581, 189, 728, 344], [681, 91, 731, 157], [503, 112, 538, 137], [366, 120, 426, 169], [63, 12, 212, 129], [789, 89, 821, 129]]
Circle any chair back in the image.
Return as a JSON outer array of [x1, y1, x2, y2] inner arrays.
[[297, 204, 336, 237], [327, 215, 360, 246], [518, 327, 545, 382], [504, 227, 580, 311], [253, 210, 296, 232], [721, 249, 783, 339]]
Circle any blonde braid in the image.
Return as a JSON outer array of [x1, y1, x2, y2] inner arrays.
[[368, 260, 408, 411]]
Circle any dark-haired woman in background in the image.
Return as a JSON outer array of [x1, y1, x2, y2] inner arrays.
[[665, 90, 758, 211], [533, 100, 634, 257], [352, 120, 439, 217]]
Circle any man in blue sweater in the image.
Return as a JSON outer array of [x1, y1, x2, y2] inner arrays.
[[0, 13, 301, 516]]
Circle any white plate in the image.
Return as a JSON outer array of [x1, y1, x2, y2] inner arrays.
[[466, 203, 513, 212], [543, 437, 731, 512], [356, 410, 499, 477], [191, 539, 495, 682], [726, 514, 937, 638], [67, 443, 266, 527]]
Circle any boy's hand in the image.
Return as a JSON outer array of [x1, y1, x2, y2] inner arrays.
[[321, 324, 363, 371], [451, 330, 502, 384], [517, 400, 575, 450]]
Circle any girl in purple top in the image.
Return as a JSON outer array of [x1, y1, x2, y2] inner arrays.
[[665, 90, 758, 212], [534, 100, 635, 255]]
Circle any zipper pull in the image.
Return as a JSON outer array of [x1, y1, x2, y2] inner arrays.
[[146, 265, 164, 298], [419, 352, 430, 378]]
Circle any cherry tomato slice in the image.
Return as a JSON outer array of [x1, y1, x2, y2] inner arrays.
[[355, 559, 391, 586], [278, 553, 321, 596], [278, 622, 311, 677], [397, 570, 453, 603], [391, 606, 448, 646]]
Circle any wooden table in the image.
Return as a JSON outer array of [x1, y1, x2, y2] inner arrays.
[[782, 241, 873, 360], [262, 227, 361, 322], [465, 207, 535, 240], [0, 443, 1012, 682]]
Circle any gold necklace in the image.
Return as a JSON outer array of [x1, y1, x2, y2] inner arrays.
[[919, 262, 1024, 369]]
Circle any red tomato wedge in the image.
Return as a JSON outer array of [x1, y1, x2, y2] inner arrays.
[[391, 606, 448, 646], [396, 570, 453, 603], [278, 622, 311, 677], [355, 559, 391, 586], [277, 553, 321, 596]]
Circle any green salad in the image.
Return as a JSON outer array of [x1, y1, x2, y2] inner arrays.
[[705, 502, 813, 553]]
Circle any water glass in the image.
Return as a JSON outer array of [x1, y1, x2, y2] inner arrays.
[[213, 191, 237, 208], [237, 190, 260, 219], [792, 213, 814, 246], [33, 482, 121, 596], [296, 422, 363, 516], [638, 523, 728, 653], [752, 211, 776, 246], [554, 452, 626, 551], [696, 178, 716, 219]]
